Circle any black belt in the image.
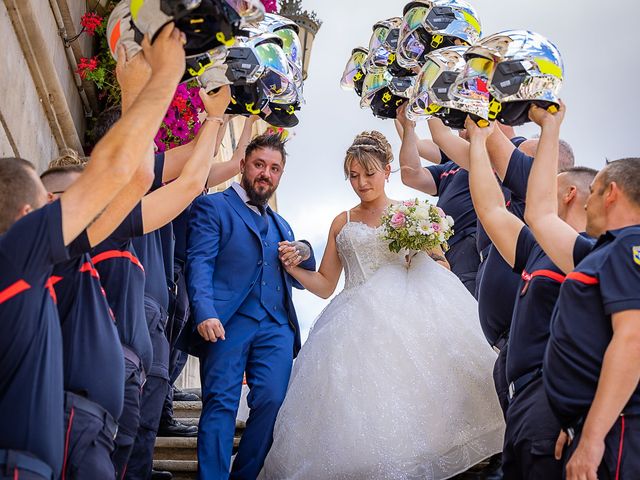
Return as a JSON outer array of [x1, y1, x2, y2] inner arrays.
[[508, 368, 543, 401], [123, 345, 147, 385], [492, 331, 509, 354], [64, 392, 118, 440], [0, 449, 53, 479]]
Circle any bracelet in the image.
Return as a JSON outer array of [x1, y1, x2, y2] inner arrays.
[[429, 253, 447, 263], [205, 116, 225, 125]]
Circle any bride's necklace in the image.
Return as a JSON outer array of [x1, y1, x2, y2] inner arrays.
[[360, 202, 391, 216]]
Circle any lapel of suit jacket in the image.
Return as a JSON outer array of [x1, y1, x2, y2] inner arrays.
[[266, 206, 293, 241], [223, 187, 262, 242]]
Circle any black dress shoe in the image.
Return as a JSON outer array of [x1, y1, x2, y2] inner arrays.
[[150, 470, 173, 480], [173, 388, 200, 402], [157, 417, 198, 437]]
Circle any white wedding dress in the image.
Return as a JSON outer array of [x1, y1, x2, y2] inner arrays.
[[259, 219, 505, 480]]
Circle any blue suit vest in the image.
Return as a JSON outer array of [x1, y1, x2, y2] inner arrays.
[[236, 210, 289, 325]]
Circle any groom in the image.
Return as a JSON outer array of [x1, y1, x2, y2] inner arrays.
[[186, 133, 315, 479]]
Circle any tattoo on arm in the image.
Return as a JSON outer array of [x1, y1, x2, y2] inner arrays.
[[292, 241, 311, 261]]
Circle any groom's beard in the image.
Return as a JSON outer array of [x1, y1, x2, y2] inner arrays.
[[242, 174, 276, 205]]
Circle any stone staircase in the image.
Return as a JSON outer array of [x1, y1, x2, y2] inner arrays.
[[152, 391, 493, 479], [153, 396, 246, 480]]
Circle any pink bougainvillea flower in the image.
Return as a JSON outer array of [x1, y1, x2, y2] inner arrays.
[[261, 0, 278, 13], [173, 119, 190, 140]]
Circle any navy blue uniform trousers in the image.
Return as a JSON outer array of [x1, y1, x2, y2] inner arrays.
[[493, 344, 509, 418], [446, 234, 480, 295], [502, 377, 563, 479], [0, 450, 53, 480], [61, 392, 117, 480], [125, 298, 169, 480], [112, 357, 144, 479], [198, 313, 293, 480], [564, 414, 640, 479]]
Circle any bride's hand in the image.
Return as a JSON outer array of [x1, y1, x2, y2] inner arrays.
[[278, 241, 309, 269]]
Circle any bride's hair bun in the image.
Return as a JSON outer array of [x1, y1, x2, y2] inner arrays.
[[344, 131, 393, 179]]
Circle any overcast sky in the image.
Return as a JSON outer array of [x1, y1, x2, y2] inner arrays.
[[274, 0, 639, 341]]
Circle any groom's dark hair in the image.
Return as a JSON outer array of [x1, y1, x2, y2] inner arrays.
[[245, 133, 288, 165]]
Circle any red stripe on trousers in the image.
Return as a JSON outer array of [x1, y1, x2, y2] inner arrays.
[[91, 250, 145, 272], [566, 271, 599, 285], [0, 280, 31, 304], [62, 407, 75, 480], [521, 269, 566, 284], [79, 261, 100, 278]]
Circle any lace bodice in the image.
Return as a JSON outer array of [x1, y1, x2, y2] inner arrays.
[[336, 220, 406, 290]]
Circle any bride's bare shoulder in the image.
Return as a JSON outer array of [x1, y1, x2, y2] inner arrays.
[[329, 209, 355, 238]]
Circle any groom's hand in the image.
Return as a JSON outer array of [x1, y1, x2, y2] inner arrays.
[[278, 241, 310, 268], [198, 318, 226, 342]]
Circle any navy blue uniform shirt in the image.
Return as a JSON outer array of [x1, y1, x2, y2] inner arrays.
[[544, 226, 640, 427], [506, 226, 565, 384], [92, 203, 152, 373], [52, 230, 125, 420], [426, 152, 477, 247], [476, 148, 531, 343], [0, 200, 68, 474], [133, 153, 170, 311]]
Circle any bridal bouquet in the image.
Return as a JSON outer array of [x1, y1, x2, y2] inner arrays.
[[381, 199, 454, 253]]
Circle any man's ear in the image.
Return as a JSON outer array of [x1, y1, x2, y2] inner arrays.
[[47, 192, 55, 203], [605, 182, 619, 208], [564, 185, 577, 205], [16, 203, 33, 221]]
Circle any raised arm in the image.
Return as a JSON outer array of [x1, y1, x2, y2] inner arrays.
[[428, 118, 470, 170], [524, 102, 579, 273], [281, 214, 346, 299], [59, 24, 185, 245], [466, 117, 523, 268], [394, 116, 442, 164], [141, 86, 231, 233], [206, 115, 259, 188], [485, 123, 519, 181], [85, 46, 155, 246], [396, 110, 438, 195]]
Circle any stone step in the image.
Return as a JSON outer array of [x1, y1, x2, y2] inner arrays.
[[173, 401, 202, 420], [154, 433, 242, 461]]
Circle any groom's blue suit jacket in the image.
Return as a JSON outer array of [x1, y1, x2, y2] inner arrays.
[[185, 186, 315, 356]]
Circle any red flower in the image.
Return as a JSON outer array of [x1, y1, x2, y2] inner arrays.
[[81, 12, 103, 36], [76, 56, 99, 79]]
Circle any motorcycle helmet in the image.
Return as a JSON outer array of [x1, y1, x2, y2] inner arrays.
[[452, 29, 564, 125], [365, 18, 414, 78], [129, 0, 242, 56], [397, 0, 481, 69], [360, 67, 415, 119], [340, 47, 369, 97], [405, 45, 468, 129]]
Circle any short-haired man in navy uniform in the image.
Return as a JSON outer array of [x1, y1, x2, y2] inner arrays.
[[466, 114, 597, 478], [0, 25, 186, 479], [525, 103, 640, 480], [395, 108, 480, 294]]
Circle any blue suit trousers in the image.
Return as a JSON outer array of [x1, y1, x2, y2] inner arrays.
[[197, 313, 293, 480]]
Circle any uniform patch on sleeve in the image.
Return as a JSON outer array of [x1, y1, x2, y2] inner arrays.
[[633, 246, 640, 266]]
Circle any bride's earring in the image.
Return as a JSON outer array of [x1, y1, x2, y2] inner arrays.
[[386, 176, 390, 183]]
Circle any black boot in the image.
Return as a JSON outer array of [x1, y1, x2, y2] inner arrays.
[[173, 387, 200, 402], [157, 417, 198, 437], [150, 470, 173, 480]]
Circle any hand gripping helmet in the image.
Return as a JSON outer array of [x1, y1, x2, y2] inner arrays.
[[365, 18, 414, 78], [340, 47, 369, 97], [129, 0, 247, 56], [452, 30, 564, 126], [360, 66, 415, 119], [397, 0, 481, 69], [405, 45, 469, 129]]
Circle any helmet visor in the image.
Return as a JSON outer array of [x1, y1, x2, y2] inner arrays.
[[368, 26, 391, 54], [274, 28, 303, 70], [418, 59, 442, 92], [405, 6, 429, 31], [340, 49, 369, 90], [254, 42, 290, 77], [360, 69, 392, 107], [453, 56, 493, 102], [225, 0, 265, 22]]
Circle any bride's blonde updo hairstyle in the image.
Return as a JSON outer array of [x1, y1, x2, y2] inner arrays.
[[344, 131, 393, 179]]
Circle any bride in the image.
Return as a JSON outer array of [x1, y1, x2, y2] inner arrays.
[[260, 131, 504, 479]]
